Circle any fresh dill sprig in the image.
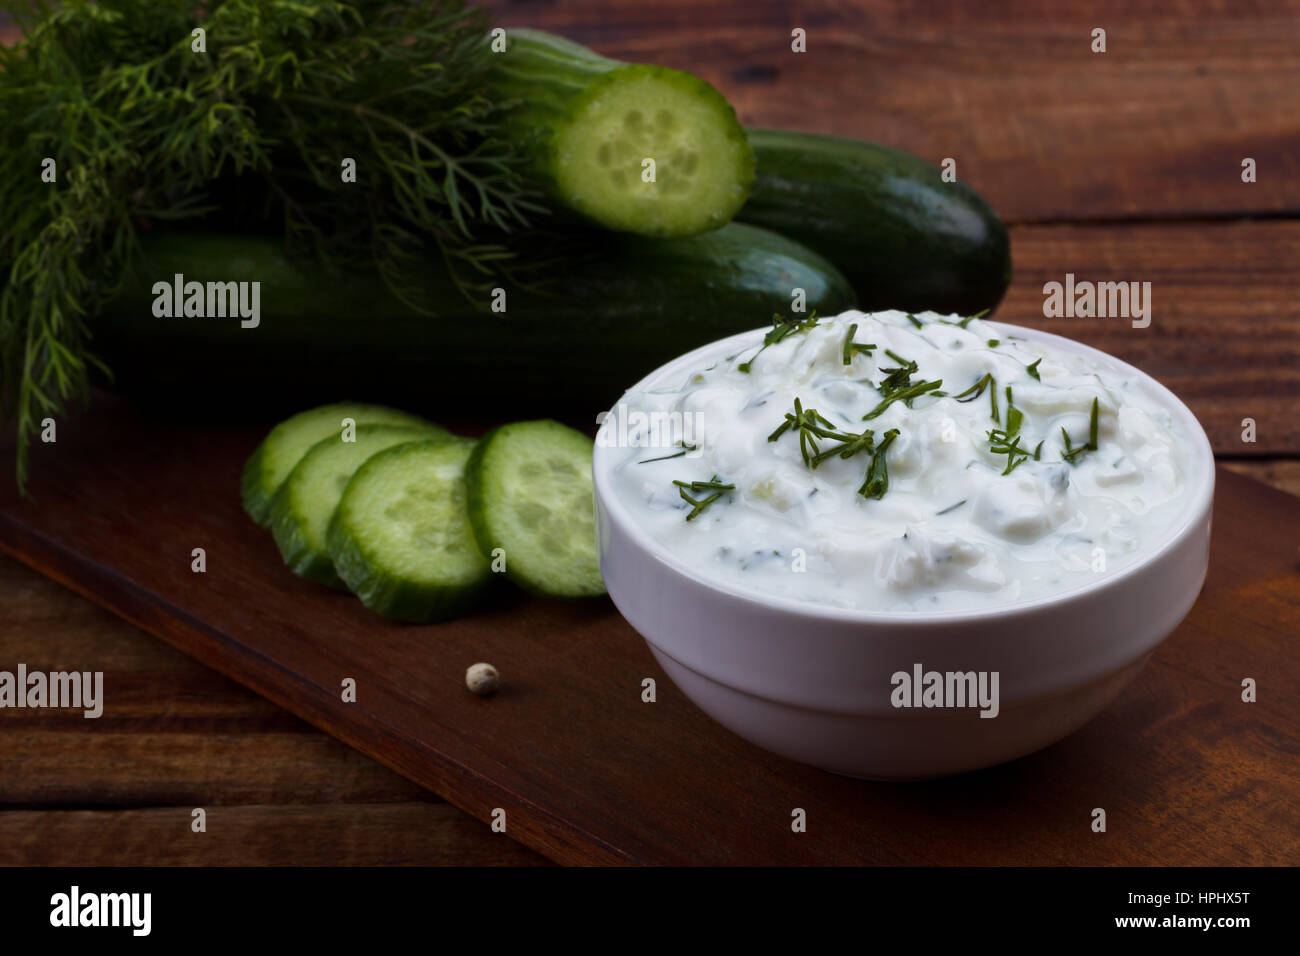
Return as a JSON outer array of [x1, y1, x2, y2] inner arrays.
[[841, 322, 876, 365], [672, 475, 734, 521], [0, 0, 546, 490], [738, 311, 819, 373]]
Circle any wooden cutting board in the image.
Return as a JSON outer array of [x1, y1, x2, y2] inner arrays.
[[0, 394, 1296, 866]]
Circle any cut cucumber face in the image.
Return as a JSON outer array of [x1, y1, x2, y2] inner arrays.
[[553, 64, 754, 236], [242, 403, 441, 526], [267, 424, 444, 587], [466, 420, 604, 598], [328, 439, 490, 622]]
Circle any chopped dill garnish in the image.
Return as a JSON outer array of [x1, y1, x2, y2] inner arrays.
[[987, 339, 1001, 348], [862, 378, 943, 421], [767, 397, 856, 467], [878, 349, 920, 393], [1060, 397, 1101, 465], [1004, 386, 1022, 436], [940, 308, 991, 329], [953, 372, 994, 403], [1026, 358, 1042, 381], [988, 428, 1032, 475], [768, 398, 904, 500], [858, 428, 900, 499], [672, 475, 735, 521], [739, 311, 820, 373], [639, 441, 698, 464], [906, 313, 923, 329], [841, 322, 877, 365], [936, 499, 967, 516]]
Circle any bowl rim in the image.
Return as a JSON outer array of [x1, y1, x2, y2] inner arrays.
[[592, 315, 1216, 625]]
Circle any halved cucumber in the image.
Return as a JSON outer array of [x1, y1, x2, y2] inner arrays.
[[327, 439, 490, 622], [242, 403, 441, 526], [487, 29, 754, 236], [465, 420, 604, 598], [267, 424, 445, 587]]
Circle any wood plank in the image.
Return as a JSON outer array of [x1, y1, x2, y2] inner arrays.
[[0, 551, 546, 864], [484, 0, 1300, 222], [0, 803, 549, 866], [1221, 458, 1300, 497], [998, 220, 1300, 455], [0, 398, 1295, 865]]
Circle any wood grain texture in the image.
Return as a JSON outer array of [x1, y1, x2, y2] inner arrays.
[[0, 397, 1296, 866], [0, 553, 546, 865], [997, 221, 1300, 455], [0, 803, 548, 866], [1222, 459, 1300, 497], [485, 0, 1300, 222]]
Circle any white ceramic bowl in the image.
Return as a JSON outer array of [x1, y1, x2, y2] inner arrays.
[[592, 321, 1215, 779]]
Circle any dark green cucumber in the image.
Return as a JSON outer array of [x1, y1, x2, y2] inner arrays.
[[485, 28, 753, 236], [93, 226, 856, 418], [737, 128, 1012, 316]]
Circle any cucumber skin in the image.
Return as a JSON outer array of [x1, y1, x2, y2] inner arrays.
[[465, 421, 605, 599], [92, 226, 857, 417], [327, 440, 490, 623], [267, 479, 349, 590], [485, 28, 754, 236], [737, 129, 1012, 316]]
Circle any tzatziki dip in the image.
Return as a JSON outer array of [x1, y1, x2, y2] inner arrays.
[[604, 310, 1191, 612]]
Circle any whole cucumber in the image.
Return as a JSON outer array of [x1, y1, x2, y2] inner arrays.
[[737, 129, 1012, 315], [92, 224, 856, 420]]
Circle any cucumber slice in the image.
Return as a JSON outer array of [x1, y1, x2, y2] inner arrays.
[[487, 29, 754, 237], [267, 424, 444, 587], [242, 403, 441, 526], [327, 439, 490, 622], [465, 420, 604, 598]]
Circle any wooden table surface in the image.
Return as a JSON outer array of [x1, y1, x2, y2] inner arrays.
[[1, 1, 1297, 865]]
